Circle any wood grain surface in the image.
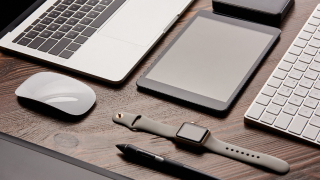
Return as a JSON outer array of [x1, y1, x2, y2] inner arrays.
[[1, 0, 320, 179]]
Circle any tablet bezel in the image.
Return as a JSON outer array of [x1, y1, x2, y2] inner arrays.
[[137, 10, 280, 111]]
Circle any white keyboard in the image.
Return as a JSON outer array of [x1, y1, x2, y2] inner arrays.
[[245, 4, 320, 146]]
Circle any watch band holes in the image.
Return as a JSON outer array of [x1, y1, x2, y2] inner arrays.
[[257, 156, 260, 159], [226, 147, 229, 150], [231, 149, 234, 151], [236, 150, 239, 153], [241, 152, 244, 154], [246, 153, 249, 156], [252, 155, 254, 157], [132, 115, 142, 126]]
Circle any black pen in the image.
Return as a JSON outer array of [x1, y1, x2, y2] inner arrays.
[[116, 144, 222, 180]]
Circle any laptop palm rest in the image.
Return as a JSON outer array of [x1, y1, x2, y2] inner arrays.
[[98, 0, 189, 46]]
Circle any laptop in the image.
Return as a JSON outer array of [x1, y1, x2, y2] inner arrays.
[[0, 0, 193, 84]]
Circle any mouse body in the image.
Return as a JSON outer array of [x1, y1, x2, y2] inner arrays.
[[15, 72, 96, 115]]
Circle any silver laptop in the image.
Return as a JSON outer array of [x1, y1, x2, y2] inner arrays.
[[0, 0, 193, 84]]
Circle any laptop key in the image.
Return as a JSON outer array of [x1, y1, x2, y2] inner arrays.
[[80, 5, 92, 12], [67, 43, 81, 51], [100, 0, 112, 6], [39, 13, 47, 19], [59, 25, 72, 32], [288, 116, 308, 135], [69, 4, 81, 11], [66, 31, 79, 39], [17, 38, 32, 46], [81, 27, 96, 37], [73, 12, 86, 19], [75, 0, 88, 5], [52, 32, 65, 40], [32, 19, 40, 25], [73, 24, 86, 32], [38, 39, 58, 52], [66, 18, 79, 26], [80, 18, 93, 25], [87, 0, 99, 6], [55, 4, 68, 12], [87, 11, 100, 19], [27, 37, 46, 49], [61, 10, 74, 18], [47, 23, 60, 31], [46, 6, 55, 12], [26, 31, 39, 39], [62, 0, 75, 5], [24, 26, 33, 33], [39, 30, 53, 38], [48, 11, 61, 18], [12, 33, 26, 43], [90, 0, 125, 28], [54, 17, 68, 24], [74, 35, 87, 44], [49, 38, 72, 55], [94, 5, 106, 12], [59, 50, 74, 59], [54, 0, 61, 6], [41, 17, 54, 25]]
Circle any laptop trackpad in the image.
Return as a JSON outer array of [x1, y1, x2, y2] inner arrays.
[[98, 0, 189, 46]]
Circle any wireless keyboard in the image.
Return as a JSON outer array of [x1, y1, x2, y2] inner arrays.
[[245, 4, 320, 146]]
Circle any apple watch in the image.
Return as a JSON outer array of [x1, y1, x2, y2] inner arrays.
[[112, 112, 290, 174]]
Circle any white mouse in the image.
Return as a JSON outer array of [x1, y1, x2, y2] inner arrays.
[[15, 72, 96, 116]]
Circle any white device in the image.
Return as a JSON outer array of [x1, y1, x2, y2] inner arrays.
[[245, 4, 320, 146], [15, 72, 96, 115], [0, 0, 193, 84]]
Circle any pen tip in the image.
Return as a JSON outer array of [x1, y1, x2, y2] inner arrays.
[[116, 144, 126, 153]]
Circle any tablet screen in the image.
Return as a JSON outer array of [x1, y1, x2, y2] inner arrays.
[[145, 16, 273, 103]]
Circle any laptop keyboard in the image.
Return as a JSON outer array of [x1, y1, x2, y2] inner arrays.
[[245, 4, 320, 145], [12, 0, 126, 59]]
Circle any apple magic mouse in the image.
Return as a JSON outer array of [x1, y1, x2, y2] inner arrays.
[[15, 72, 96, 115]]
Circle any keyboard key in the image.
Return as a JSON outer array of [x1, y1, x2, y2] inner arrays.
[[315, 54, 320, 63], [256, 94, 271, 106], [59, 50, 74, 59], [289, 70, 303, 80], [283, 53, 298, 63], [309, 17, 320, 26], [41, 17, 54, 25], [262, 86, 277, 97], [304, 97, 319, 109], [54, 0, 61, 6], [55, 4, 68, 12], [62, 0, 75, 5], [87, 0, 99, 6], [299, 31, 313, 40], [51, 32, 65, 40], [283, 104, 299, 116], [289, 46, 303, 56], [73, 24, 86, 32], [32, 19, 40, 26], [314, 31, 320, 40], [49, 38, 72, 55], [66, 18, 79, 25], [24, 26, 33, 32], [54, 17, 68, 24], [69, 4, 81, 11], [288, 95, 304, 106], [283, 78, 298, 88], [305, 46, 318, 56], [305, 69, 319, 80], [73, 12, 86, 19], [100, 0, 112, 6], [75, 0, 88, 5], [278, 86, 293, 97], [300, 78, 314, 89], [59, 25, 72, 32], [48, 11, 61, 18], [90, 0, 125, 28], [303, 125, 320, 140], [313, 11, 320, 19], [12, 33, 25, 43], [33, 24, 46, 32], [299, 53, 313, 64], [316, 108, 320, 116], [80, 18, 93, 25], [315, 81, 320, 89], [47, 23, 60, 31], [67, 43, 81, 51], [65, 31, 79, 39], [288, 116, 308, 135], [87, 11, 100, 19], [294, 86, 309, 97], [310, 62, 320, 72], [38, 39, 58, 52], [80, 5, 92, 12], [304, 24, 317, 33], [273, 69, 287, 80], [299, 106, 314, 118], [267, 104, 282, 115], [39, 30, 53, 38], [81, 27, 96, 37], [309, 38, 320, 48], [275, 113, 293, 130], [273, 95, 287, 106], [94, 5, 106, 12], [17, 38, 32, 46], [267, 78, 282, 88], [260, 113, 276, 125], [246, 103, 265, 120], [310, 116, 320, 128], [27, 37, 46, 49], [279, 61, 292, 72], [26, 31, 39, 39], [39, 13, 47, 19], [46, 6, 55, 12], [310, 89, 320, 100], [61, 10, 74, 18], [294, 38, 308, 48], [74, 35, 88, 44], [294, 61, 308, 72]]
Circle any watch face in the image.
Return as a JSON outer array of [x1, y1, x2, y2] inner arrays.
[[176, 123, 209, 143]]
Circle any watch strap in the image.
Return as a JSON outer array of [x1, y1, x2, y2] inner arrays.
[[112, 112, 179, 138], [204, 135, 290, 174]]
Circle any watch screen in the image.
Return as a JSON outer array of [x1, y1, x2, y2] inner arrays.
[[176, 123, 209, 143]]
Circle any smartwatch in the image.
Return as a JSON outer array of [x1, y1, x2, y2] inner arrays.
[[113, 112, 290, 174]]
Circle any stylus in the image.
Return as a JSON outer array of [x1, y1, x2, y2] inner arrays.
[[116, 144, 221, 180]]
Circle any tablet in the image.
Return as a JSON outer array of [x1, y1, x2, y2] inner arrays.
[[137, 11, 280, 111], [0, 132, 131, 180]]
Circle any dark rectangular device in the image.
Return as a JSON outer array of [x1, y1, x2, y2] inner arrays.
[[137, 10, 280, 112], [212, 0, 294, 27], [0, 132, 131, 180]]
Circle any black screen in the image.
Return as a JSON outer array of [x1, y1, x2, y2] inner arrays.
[[0, 0, 37, 32], [176, 123, 209, 143]]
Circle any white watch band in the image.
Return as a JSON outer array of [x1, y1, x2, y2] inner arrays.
[[112, 112, 290, 174]]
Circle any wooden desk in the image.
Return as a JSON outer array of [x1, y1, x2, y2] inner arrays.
[[0, 0, 320, 179]]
